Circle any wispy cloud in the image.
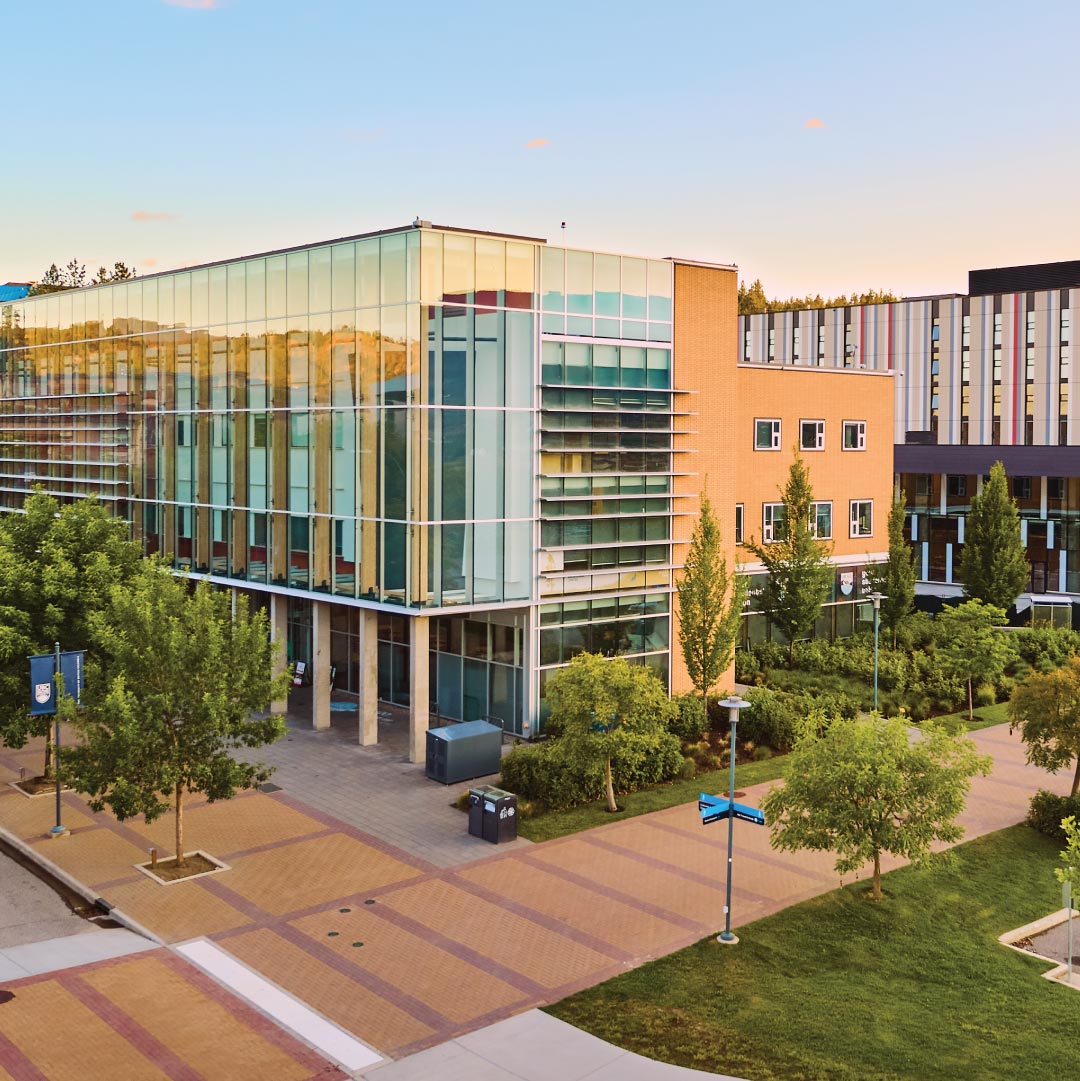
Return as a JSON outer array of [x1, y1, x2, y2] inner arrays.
[[141, 258, 159, 268], [131, 211, 178, 222], [525, 138, 550, 149], [804, 118, 826, 129], [163, 0, 217, 8]]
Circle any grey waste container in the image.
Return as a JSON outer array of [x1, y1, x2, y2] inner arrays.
[[426, 720, 501, 785], [467, 788, 486, 838], [477, 786, 517, 844]]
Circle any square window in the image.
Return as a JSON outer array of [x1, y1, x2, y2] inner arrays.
[[810, 501, 832, 539], [850, 500, 873, 538], [843, 420, 866, 451], [800, 419, 825, 451], [755, 418, 781, 450], [1049, 477, 1065, 501], [763, 502, 786, 542], [1014, 476, 1032, 499], [946, 475, 967, 497]]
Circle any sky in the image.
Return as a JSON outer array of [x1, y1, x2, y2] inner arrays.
[[3, 0, 1079, 299]]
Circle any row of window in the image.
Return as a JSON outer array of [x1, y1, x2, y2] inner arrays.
[[923, 474, 1067, 501], [754, 418, 867, 452], [734, 499, 874, 543]]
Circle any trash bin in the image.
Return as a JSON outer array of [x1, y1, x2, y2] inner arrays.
[[467, 785, 517, 843], [426, 720, 502, 784], [467, 789, 485, 838]]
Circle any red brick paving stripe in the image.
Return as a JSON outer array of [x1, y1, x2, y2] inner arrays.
[[57, 971, 204, 1081], [272, 923, 454, 1034], [0, 1031, 51, 1081], [59, 791, 157, 854], [516, 852, 707, 934], [361, 901, 548, 998], [580, 833, 777, 907], [157, 952, 344, 1077], [445, 872, 637, 963], [268, 792, 440, 874], [197, 875, 274, 923], [220, 826, 337, 862], [642, 818, 836, 885]]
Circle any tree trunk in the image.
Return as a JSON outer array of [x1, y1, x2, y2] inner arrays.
[[1071, 756, 1080, 798], [872, 852, 882, 901], [604, 757, 617, 813], [788, 639, 795, 666], [175, 782, 185, 868], [967, 678, 974, 723], [892, 627, 898, 650], [43, 727, 53, 780]]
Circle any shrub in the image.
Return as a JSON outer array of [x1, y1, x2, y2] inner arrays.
[[734, 649, 761, 685], [1012, 627, 1080, 672], [754, 640, 788, 671], [1026, 789, 1080, 840], [974, 682, 997, 708], [670, 693, 708, 742], [678, 757, 697, 781], [451, 790, 471, 812], [753, 746, 773, 761]]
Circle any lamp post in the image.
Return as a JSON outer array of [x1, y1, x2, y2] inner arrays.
[[869, 592, 885, 712], [49, 641, 66, 838], [717, 694, 751, 944]]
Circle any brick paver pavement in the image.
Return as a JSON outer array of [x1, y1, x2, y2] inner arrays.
[[0, 724, 1071, 1070]]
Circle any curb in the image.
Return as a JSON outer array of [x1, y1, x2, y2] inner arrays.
[[0, 825, 165, 947]]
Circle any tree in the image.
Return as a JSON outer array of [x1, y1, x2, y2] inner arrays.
[[763, 714, 991, 900], [62, 567, 289, 868], [28, 259, 135, 295], [91, 262, 137, 285], [936, 599, 1014, 722], [867, 490, 916, 647], [1056, 816, 1080, 896], [737, 278, 769, 315], [677, 493, 746, 703], [1010, 656, 1080, 796], [737, 279, 899, 315], [959, 461, 1029, 610], [544, 653, 678, 813], [746, 452, 833, 663], [0, 491, 143, 778]]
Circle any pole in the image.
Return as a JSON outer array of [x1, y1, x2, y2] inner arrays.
[[873, 604, 880, 711], [49, 641, 66, 838], [1069, 878, 1074, 984], [720, 704, 738, 943]]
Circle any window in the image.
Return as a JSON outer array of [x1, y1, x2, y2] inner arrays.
[[735, 503, 744, 545], [1013, 476, 1032, 499], [763, 503, 786, 543], [1049, 477, 1065, 501], [252, 414, 269, 449], [755, 418, 781, 450], [800, 419, 825, 451], [810, 501, 832, 539], [842, 420, 866, 450], [743, 329, 751, 361], [915, 474, 931, 497], [849, 500, 873, 538], [946, 475, 967, 497]]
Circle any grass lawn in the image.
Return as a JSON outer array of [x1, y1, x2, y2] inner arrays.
[[516, 756, 787, 843], [547, 825, 1076, 1081], [926, 700, 1011, 735]]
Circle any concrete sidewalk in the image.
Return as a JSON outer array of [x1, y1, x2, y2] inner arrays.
[[360, 1009, 748, 1081]]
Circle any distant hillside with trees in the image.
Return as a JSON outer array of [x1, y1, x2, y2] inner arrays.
[[738, 278, 899, 315]]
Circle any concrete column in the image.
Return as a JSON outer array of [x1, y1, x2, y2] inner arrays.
[[312, 599, 331, 731], [358, 609, 379, 746], [939, 474, 947, 515], [269, 593, 288, 716], [1040, 476, 1049, 519], [408, 615, 430, 764]]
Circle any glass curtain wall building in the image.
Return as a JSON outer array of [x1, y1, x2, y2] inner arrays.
[[0, 223, 686, 740]]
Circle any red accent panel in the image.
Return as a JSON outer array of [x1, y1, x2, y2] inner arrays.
[[1013, 297, 1020, 445]]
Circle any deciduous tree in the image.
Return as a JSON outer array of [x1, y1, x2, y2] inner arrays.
[[763, 715, 991, 900], [544, 653, 677, 813], [936, 599, 1014, 722], [746, 452, 833, 664], [959, 461, 1029, 610], [677, 493, 746, 704], [62, 567, 290, 868], [1010, 656, 1080, 796], [867, 490, 916, 647]]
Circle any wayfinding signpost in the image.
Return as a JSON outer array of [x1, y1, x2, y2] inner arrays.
[[700, 694, 764, 945]]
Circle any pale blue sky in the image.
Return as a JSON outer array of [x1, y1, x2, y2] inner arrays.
[[4, 0, 1079, 298]]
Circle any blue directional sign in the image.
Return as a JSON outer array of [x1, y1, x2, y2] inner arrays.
[[698, 792, 765, 827]]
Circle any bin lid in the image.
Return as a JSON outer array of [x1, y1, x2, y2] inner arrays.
[[429, 720, 501, 741]]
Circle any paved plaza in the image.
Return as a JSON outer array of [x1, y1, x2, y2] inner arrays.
[[0, 722, 1071, 1078]]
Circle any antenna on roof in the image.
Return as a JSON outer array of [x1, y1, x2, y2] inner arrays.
[[560, 221, 567, 247]]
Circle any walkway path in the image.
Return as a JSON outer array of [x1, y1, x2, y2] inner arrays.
[[0, 724, 1068, 1077]]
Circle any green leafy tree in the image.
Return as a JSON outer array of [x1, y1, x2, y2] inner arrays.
[[867, 491, 916, 647], [91, 262, 137, 285], [28, 259, 134, 295], [959, 461, 1029, 610], [746, 452, 833, 664], [737, 278, 769, 315], [763, 714, 991, 900], [676, 493, 747, 704], [1010, 656, 1080, 796], [545, 652, 677, 813], [1056, 816, 1080, 896], [936, 599, 1014, 722], [737, 279, 898, 315], [62, 567, 289, 868], [0, 491, 143, 777]]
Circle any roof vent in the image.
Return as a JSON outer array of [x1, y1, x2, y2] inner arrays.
[[412, 218, 432, 228]]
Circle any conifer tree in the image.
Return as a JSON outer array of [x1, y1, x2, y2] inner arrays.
[[959, 461, 1029, 610]]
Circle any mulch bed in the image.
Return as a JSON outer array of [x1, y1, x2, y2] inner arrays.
[[141, 853, 221, 882]]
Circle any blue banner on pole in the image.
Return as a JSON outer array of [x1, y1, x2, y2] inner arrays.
[[28, 651, 85, 715]]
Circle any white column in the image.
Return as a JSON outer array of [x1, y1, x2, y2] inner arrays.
[[939, 474, 947, 515], [358, 609, 378, 746], [921, 542, 929, 581], [408, 616, 430, 764], [312, 599, 331, 731], [269, 593, 288, 716], [1040, 476, 1049, 518], [945, 544, 953, 584], [1060, 550, 1068, 594]]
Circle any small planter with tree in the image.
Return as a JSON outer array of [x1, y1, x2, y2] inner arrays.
[[62, 564, 290, 883]]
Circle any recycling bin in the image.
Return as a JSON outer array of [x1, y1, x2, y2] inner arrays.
[[467, 785, 517, 843]]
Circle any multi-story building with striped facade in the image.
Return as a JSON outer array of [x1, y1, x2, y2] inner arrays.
[[739, 259, 1080, 621]]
